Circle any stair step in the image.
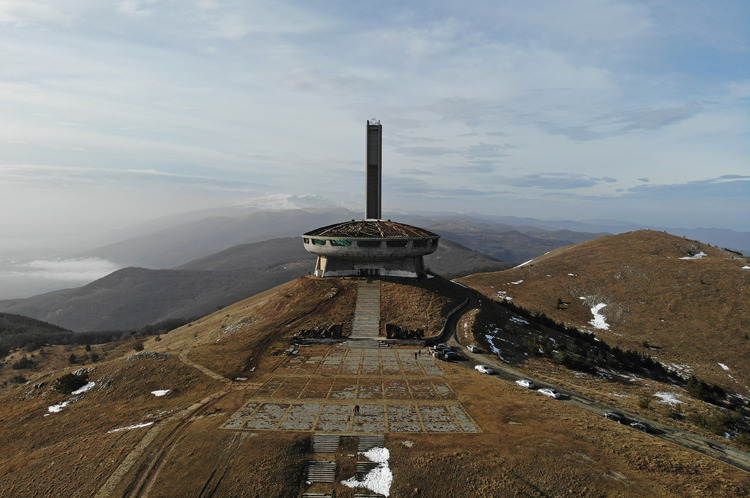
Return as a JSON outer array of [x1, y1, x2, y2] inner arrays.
[[306, 461, 336, 483], [358, 434, 385, 452], [355, 461, 380, 480], [312, 434, 341, 453]]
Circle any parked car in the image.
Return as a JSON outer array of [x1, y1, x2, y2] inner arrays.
[[538, 388, 561, 399], [603, 412, 627, 424], [474, 365, 493, 374], [466, 345, 479, 353], [435, 344, 451, 351], [629, 421, 653, 433], [445, 351, 462, 361], [515, 379, 535, 389]]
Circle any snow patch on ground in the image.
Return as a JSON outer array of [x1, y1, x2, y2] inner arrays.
[[588, 303, 609, 330], [510, 316, 529, 325], [668, 363, 694, 376], [223, 321, 248, 334], [341, 447, 392, 496], [743, 266, 750, 270], [484, 332, 508, 363], [719, 363, 730, 371], [72, 381, 95, 395], [151, 390, 171, 397], [48, 382, 95, 412], [107, 422, 154, 433], [48, 400, 72, 413], [679, 252, 707, 260], [496, 290, 512, 300], [509, 280, 524, 285], [515, 259, 534, 268], [654, 392, 684, 405]]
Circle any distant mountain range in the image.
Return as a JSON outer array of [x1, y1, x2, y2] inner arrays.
[[0, 236, 508, 332], [84, 204, 750, 270], [1, 202, 747, 332]]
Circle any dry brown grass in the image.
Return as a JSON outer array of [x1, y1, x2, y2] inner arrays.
[[380, 275, 466, 336], [1, 270, 749, 496], [460, 230, 750, 391], [0, 354, 221, 497]]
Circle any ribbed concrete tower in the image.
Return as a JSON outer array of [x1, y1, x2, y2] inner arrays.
[[365, 119, 382, 220], [302, 119, 439, 278]]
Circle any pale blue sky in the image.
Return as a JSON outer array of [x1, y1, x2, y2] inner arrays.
[[1, 0, 748, 250]]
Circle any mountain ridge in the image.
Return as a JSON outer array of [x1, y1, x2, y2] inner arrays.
[[459, 229, 750, 392]]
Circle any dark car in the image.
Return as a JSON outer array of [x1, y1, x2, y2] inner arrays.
[[629, 421, 653, 433], [603, 412, 627, 424]]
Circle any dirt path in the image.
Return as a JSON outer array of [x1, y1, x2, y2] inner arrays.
[[94, 347, 235, 497]]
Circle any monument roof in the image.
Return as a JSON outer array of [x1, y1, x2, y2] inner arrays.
[[303, 219, 438, 239]]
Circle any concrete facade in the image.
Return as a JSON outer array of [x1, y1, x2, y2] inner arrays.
[[302, 220, 439, 278], [302, 119, 439, 278]]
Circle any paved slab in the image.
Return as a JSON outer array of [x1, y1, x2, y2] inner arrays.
[[223, 344, 482, 434], [222, 400, 480, 434]]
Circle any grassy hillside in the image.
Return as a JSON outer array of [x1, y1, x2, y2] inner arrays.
[[1, 275, 749, 495], [0, 264, 311, 332], [0, 313, 69, 334], [0, 313, 73, 356], [460, 230, 750, 392]]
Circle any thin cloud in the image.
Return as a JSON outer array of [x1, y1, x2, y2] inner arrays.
[[4, 258, 120, 282], [507, 173, 618, 190]]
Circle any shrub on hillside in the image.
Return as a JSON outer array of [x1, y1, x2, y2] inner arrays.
[[10, 375, 27, 384], [0, 317, 194, 357], [53, 372, 89, 395], [665, 405, 685, 420], [11, 355, 36, 370], [686, 376, 727, 404]]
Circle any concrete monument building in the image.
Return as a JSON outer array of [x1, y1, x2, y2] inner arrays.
[[302, 120, 439, 278]]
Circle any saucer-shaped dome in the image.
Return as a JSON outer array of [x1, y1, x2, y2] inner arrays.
[[302, 219, 439, 259]]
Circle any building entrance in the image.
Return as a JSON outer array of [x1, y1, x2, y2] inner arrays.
[[358, 268, 380, 277]]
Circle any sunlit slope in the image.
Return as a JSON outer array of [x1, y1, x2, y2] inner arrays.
[[2, 274, 750, 495], [460, 230, 750, 392]]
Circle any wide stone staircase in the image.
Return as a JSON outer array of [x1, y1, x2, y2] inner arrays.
[[347, 281, 386, 349]]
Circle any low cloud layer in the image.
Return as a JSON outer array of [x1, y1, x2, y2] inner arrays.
[[0, 258, 120, 299]]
